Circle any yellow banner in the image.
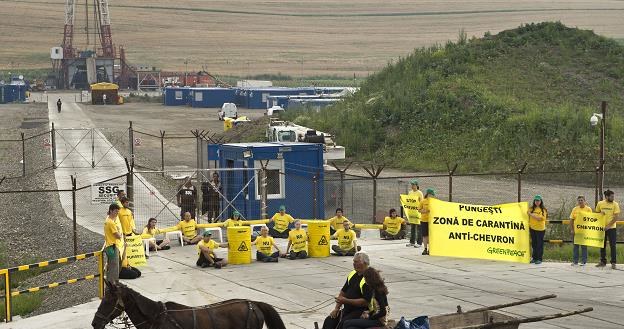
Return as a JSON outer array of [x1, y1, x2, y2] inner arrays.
[[125, 235, 147, 267], [429, 198, 530, 263], [400, 194, 421, 224], [573, 211, 606, 248]]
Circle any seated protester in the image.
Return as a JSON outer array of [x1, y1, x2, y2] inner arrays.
[[328, 208, 353, 236], [287, 220, 308, 260], [343, 267, 389, 329], [381, 208, 406, 240], [177, 212, 202, 245], [222, 211, 244, 228], [119, 255, 142, 280], [142, 218, 171, 251], [269, 205, 295, 239], [196, 231, 228, 269], [118, 197, 138, 236], [252, 226, 284, 262], [332, 220, 361, 256]]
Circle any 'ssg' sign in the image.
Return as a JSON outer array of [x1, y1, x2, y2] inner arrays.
[[91, 183, 126, 204]]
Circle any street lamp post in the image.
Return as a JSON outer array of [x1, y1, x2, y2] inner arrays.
[[590, 101, 607, 204]]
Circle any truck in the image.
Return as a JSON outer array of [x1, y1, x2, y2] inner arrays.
[[218, 103, 238, 121], [266, 118, 345, 160]]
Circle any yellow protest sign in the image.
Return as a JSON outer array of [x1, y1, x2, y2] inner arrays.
[[400, 194, 421, 224], [573, 211, 606, 248], [429, 198, 530, 263], [125, 235, 147, 267]]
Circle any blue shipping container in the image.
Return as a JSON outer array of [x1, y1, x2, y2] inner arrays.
[[0, 85, 26, 104], [163, 87, 191, 106], [240, 87, 316, 109], [190, 88, 236, 108]]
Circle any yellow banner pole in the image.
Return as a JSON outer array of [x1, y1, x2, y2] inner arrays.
[[3, 269, 11, 322], [97, 252, 104, 299]]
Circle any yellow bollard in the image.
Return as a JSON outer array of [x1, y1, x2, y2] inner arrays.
[[3, 269, 11, 322], [97, 251, 104, 299]]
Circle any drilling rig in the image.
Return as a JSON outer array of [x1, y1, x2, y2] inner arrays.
[[51, 0, 133, 89]]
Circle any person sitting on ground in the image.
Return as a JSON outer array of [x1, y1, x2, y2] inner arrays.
[[343, 267, 390, 329], [381, 208, 406, 240], [322, 252, 373, 329], [332, 220, 361, 256], [196, 231, 228, 269], [328, 208, 353, 236], [286, 220, 308, 260], [142, 218, 171, 251], [176, 212, 202, 245], [269, 205, 295, 239], [119, 255, 142, 280], [118, 197, 138, 236], [252, 226, 284, 262], [222, 211, 244, 228]]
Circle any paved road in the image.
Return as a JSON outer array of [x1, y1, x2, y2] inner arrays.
[[3, 238, 623, 329]]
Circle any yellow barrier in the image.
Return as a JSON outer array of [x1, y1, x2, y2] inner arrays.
[[228, 227, 252, 264], [354, 224, 383, 230], [1, 251, 104, 323]]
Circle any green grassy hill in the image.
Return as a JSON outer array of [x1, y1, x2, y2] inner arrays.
[[285, 22, 624, 172]]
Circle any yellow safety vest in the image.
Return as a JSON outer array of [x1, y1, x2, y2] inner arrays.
[[347, 270, 376, 312]]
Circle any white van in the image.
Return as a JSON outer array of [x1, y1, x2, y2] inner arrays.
[[218, 103, 238, 121]]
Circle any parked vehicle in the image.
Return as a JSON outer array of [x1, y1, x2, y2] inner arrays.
[[218, 103, 238, 120]]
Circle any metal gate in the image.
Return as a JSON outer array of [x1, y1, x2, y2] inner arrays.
[[53, 128, 126, 168]]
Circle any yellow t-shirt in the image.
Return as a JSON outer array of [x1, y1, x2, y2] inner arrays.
[[334, 229, 357, 250], [328, 216, 353, 231], [419, 198, 431, 222], [104, 216, 120, 247], [223, 218, 244, 228], [596, 200, 621, 229], [254, 236, 275, 255], [142, 227, 163, 238], [528, 207, 548, 231], [569, 205, 592, 233], [408, 189, 424, 203], [177, 219, 198, 239], [288, 228, 308, 253], [118, 207, 136, 235], [271, 213, 295, 233], [383, 216, 405, 235], [197, 239, 219, 255]]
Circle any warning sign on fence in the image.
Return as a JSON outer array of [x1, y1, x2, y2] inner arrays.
[[91, 182, 127, 204], [134, 137, 142, 146]]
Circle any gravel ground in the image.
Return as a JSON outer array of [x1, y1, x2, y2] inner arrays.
[[0, 103, 103, 318]]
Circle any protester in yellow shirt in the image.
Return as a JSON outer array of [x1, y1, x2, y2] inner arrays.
[[406, 179, 424, 248], [569, 196, 591, 266], [332, 220, 361, 256], [418, 188, 435, 255], [381, 208, 406, 240], [118, 197, 138, 236], [287, 220, 308, 259], [328, 208, 353, 235], [595, 190, 620, 269], [252, 226, 283, 262], [142, 218, 171, 251], [103, 203, 122, 283], [196, 231, 228, 269], [269, 205, 295, 238], [114, 190, 125, 208], [527, 195, 547, 265], [223, 211, 244, 228], [176, 212, 202, 245]]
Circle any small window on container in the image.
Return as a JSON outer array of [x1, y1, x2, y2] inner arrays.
[[175, 91, 183, 100]]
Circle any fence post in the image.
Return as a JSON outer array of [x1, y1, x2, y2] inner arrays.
[[71, 175, 78, 255], [330, 161, 352, 210], [259, 160, 269, 219], [125, 158, 134, 206], [363, 164, 385, 224], [51, 122, 57, 169], [21, 132, 26, 177], [516, 162, 527, 202], [97, 252, 104, 299], [447, 163, 458, 202], [160, 130, 166, 176], [91, 129, 95, 168], [3, 270, 11, 322], [594, 166, 600, 207], [128, 121, 134, 167]]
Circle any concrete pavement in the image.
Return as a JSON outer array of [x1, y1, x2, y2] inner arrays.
[[3, 238, 623, 329]]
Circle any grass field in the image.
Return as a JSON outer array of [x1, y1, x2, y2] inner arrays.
[[2, 0, 624, 77]]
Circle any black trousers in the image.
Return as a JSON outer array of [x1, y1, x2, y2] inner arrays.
[[381, 230, 405, 240], [530, 229, 545, 261], [196, 252, 223, 267], [332, 245, 361, 256], [343, 318, 383, 329], [256, 251, 279, 261], [269, 228, 289, 239], [322, 310, 364, 329], [600, 228, 617, 264], [288, 250, 308, 259]]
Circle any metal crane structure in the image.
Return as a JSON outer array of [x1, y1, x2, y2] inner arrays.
[[52, 0, 133, 89]]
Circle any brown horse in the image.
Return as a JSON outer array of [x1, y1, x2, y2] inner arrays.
[[92, 281, 286, 329]]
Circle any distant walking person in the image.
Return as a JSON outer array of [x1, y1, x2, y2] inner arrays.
[[528, 195, 548, 265], [596, 190, 620, 269], [177, 178, 197, 219], [202, 172, 222, 222], [56, 98, 62, 113]]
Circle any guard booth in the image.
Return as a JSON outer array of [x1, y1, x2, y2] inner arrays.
[[208, 142, 324, 220], [90, 82, 120, 105]]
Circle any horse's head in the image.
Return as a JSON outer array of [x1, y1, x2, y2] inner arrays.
[[92, 281, 124, 329]]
